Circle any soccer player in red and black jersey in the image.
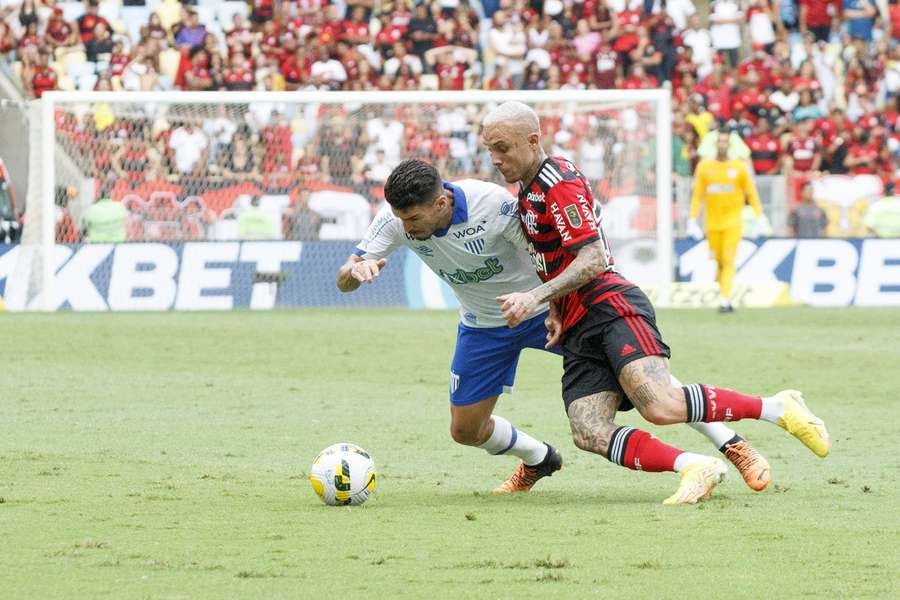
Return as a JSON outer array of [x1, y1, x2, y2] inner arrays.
[[481, 101, 830, 504]]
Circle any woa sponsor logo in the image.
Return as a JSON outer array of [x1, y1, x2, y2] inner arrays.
[[452, 224, 486, 239]]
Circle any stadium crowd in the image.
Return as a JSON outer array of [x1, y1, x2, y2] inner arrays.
[[2, 0, 900, 241]]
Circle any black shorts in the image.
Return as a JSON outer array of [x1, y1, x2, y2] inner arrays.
[[560, 286, 671, 411], [810, 25, 831, 43]]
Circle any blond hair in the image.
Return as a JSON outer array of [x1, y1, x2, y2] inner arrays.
[[481, 101, 540, 134]]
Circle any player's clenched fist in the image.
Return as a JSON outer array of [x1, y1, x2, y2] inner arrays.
[[351, 258, 388, 283]]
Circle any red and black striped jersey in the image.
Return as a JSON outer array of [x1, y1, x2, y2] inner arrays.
[[518, 156, 634, 333]]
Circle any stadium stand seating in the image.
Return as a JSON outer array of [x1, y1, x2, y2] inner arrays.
[[1, 0, 898, 242]]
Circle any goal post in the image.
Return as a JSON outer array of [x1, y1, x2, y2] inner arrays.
[[15, 89, 672, 311]]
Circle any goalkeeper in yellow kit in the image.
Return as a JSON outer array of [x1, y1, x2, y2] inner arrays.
[[688, 130, 765, 313]]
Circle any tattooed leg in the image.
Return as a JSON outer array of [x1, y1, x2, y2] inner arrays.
[[618, 356, 688, 425], [566, 389, 704, 475], [566, 391, 621, 458]]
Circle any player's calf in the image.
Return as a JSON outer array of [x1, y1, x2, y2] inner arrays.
[[450, 396, 499, 447], [568, 390, 726, 503], [618, 357, 688, 425], [567, 391, 620, 458]]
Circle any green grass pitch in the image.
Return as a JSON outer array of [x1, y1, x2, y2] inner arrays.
[[1, 307, 898, 598]]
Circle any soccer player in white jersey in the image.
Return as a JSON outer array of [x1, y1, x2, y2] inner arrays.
[[336, 159, 772, 494]]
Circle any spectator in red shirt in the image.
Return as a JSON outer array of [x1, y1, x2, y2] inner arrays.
[[223, 51, 255, 90], [631, 26, 664, 84], [375, 12, 406, 56], [785, 119, 822, 172], [336, 40, 365, 84], [432, 49, 467, 91], [671, 47, 698, 90], [613, 5, 643, 74], [342, 6, 371, 45], [77, 0, 111, 44], [588, 0, 616, 36], [558, 44, 589, 85], [258, 19, 281, 62], [793, 59, 823, 96], [250, 0, 275, 28], [282, 46, 311, 90], [747, 118, 782, 174], [109, 40, 130, 77], [262, 112, 293, 173], [621, 63, 659, 89], [697, 66, 735, 121], [0, 20, 16, 59], [732, 71, 770, 120], [226, 14, 254, 59], [18, 22, 40, 54], [317, 6, 344, 46], [594, 38, 619, 89], [784, 119, 823, 201], [184, 46, 214, 91], [845, 130, 882, 175], [800, 0, 842, 42], [44, 7, 79, 50], [27, 51, 58, 99], [890, 0, 900, 41], [738, 48, 778, 89]]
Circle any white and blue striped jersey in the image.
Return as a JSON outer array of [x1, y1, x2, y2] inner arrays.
[[354, 179, 546, 328]]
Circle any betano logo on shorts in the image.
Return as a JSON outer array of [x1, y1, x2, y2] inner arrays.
[[439, 257, 503, 285]]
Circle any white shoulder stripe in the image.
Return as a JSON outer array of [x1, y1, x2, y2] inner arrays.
[[538, 172, 556, 188], [543, 162, 563, 182]]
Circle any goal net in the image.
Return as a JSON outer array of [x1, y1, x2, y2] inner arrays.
[[5, 90, 671, 311]]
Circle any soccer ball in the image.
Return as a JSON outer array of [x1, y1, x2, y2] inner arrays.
[[308, 443, 377, 506]]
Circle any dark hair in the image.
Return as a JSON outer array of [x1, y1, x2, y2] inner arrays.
[[189, 44, 206, 60], [384, 159, 443, 211]]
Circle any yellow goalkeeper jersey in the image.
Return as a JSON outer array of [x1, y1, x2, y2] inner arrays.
[[690, 158, 762, 231]]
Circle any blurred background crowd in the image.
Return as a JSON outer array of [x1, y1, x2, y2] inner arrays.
[[1, 0, 899, 242]]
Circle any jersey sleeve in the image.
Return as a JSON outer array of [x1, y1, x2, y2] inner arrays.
[[354, 204, 403, 260], [545, 179, 601, 250]]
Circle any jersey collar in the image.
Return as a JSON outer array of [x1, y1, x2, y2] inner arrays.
[[433, 181, 468, 237], [519, 157, 553, 197]]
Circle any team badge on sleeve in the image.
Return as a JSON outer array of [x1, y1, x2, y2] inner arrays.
[[564, 205, 583, 228]]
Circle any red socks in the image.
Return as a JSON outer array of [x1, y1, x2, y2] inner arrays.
[[608, 427, 681, 472], [683, 384, 762, 423]]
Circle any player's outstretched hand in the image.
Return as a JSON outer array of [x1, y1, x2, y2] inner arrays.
[[544, 305, 562, 349], [496, 291, 539, 328], [351, 258, 387, 283]]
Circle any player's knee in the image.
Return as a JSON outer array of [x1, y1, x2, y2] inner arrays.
[[450, 422, 483, 446], [569, 421, 614, 456], [571, 430, 597, 453], [639, 407, 673, 425], [635, 385, 685, 425]]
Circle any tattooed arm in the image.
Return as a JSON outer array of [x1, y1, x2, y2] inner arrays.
[[496, 239, 608, 327], [529, 239, 608, 303]]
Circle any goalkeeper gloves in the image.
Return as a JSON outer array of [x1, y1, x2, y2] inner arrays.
[[687, 219, 704, 240], [751, 214, 769, 239]]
